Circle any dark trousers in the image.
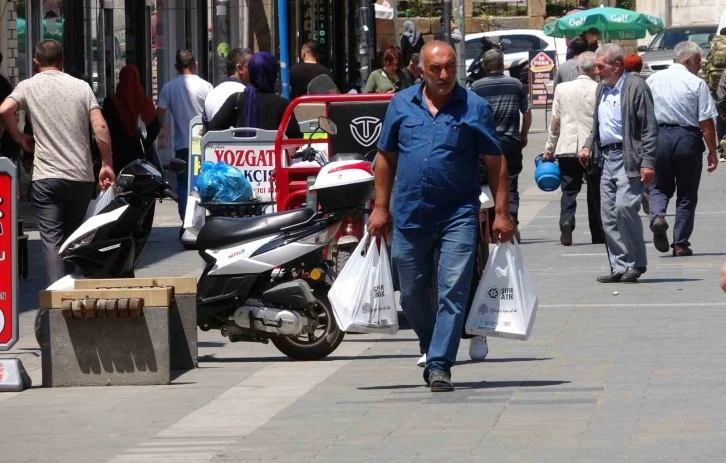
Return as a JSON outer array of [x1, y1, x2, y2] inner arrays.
[[558, 156, 604, 242], [648, 126, 704, 248], [175, 148, 189, 220], [33, 179, 95, 284], [717, 116, 726, 147], [509, 174, 520, 224]]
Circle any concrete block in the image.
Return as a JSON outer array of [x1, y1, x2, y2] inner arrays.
[[73, 279, 198, 370], [169, 294, 198, 370], [39, 307, 170, 387]]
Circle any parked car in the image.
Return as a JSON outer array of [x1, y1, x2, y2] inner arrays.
[[465, 29, 567, 82], [637, 25, 716, 77]]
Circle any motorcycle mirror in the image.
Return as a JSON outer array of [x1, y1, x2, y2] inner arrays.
[[317, 116, 338, 136], [168, 158, 188, 174]]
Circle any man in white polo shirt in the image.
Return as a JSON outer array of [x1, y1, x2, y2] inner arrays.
[[204, 48, 252, 121], [157, 49, 213, 220]]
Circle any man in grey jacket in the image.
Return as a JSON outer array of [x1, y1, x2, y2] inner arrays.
[[577, 44, 658, 283]]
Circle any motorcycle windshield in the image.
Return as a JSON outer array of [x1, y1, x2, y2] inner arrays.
[[307, 75, 340, 95]]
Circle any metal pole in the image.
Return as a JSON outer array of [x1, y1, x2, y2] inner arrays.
[[453, 0, 465, 86], [392, 0, 399, 41], [442, 0, 452, 44], [359, 2, 372, 85], [243, 0, 250, 50], [278, 0, 291, 98], [213, 0, 231, 86]]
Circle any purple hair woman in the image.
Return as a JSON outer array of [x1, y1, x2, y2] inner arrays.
[[208, 51, 303, 139]]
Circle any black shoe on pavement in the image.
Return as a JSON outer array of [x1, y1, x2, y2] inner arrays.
[[636, 266, 647, 274], [597, 272, 623, 283], [560, 223, 573, 246], [621, 268, 643, 283], [673, 246, 693, 257], [592, 237, 606, 245], [651, 218, 670, 253], [428, 370, 454, 392]]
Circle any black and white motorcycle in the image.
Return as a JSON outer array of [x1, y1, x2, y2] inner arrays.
[[48, 117, 375, 360]]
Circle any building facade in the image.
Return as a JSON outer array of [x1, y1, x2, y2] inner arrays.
[[637, 0, 726, 30]]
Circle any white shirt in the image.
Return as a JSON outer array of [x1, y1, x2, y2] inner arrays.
[[204, 78, 246, 120], [598, 74, 625, 146], [158, 74, 213, 151], [646, 63, 717, 127]]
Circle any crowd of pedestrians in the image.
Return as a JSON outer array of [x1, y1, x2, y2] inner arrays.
[[0, 27, 723, 393]]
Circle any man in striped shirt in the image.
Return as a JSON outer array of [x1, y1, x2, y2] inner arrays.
[[471, 49, 532, 232]]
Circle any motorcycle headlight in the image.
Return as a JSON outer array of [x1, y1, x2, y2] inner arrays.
[[67, 231, 97, 252]]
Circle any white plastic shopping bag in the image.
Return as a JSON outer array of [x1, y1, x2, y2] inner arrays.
[[465, 239, 538, 340], [84, 186, 116, 220], [328, 233, 399, 335], [183, 195, 208, 234]]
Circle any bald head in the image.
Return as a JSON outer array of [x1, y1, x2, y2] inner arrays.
[[420, 41, 457, 98], [421, 41, 456, 65]]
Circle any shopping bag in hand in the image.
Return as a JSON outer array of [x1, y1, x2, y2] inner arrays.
[[328, 233, 399, 335], [465, 239, 538, 340], [84, 186, 116, 221]]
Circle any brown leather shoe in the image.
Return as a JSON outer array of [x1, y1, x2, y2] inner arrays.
[[673, 245, 693, 257]]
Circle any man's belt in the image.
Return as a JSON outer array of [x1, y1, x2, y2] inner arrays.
[[658, 123, 701, 133], [601, 142, 623, 152]]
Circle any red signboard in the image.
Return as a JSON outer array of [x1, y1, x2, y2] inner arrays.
[[0, 159, 18, 351]]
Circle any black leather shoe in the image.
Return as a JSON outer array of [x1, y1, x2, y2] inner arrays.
[[621, 268, 643, 283], [651, 218, 670, 253], [560, 223, 573, 246], [597, 272, 623, 283], [636, 266, 647, 274]]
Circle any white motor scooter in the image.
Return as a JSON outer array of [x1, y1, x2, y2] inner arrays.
[[47, 117, 375, 360]]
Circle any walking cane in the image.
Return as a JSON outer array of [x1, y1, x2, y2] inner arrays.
[[585, 157, 614, 274]]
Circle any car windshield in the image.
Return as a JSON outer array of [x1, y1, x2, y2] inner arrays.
[[465, 34, 545, 61], [648, 28, 715, 51]]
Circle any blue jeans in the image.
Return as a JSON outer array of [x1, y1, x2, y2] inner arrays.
[[392, 208, 478, 377], [175, 149, 189, 220]]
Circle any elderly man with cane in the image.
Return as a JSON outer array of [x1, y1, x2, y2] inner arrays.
[[577, 44, 659, 283]]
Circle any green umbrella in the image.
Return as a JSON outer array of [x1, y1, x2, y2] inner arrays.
[[543, 6, 664, 40]]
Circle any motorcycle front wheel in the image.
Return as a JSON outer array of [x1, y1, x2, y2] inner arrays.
[[271, 285, 344, 361]]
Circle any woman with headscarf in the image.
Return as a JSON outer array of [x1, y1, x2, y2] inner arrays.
[[400, 20, 424, 67], [208, 52, 303, 139], [102, 65, 161, 174]]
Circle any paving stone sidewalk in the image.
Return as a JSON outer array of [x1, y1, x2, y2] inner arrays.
[[3, 129, 726, 462]]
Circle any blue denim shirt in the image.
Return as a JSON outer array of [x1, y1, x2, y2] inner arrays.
[[378, 84, 502, 229]]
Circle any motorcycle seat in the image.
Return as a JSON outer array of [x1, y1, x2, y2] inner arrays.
[[196, 208, 315, 250]]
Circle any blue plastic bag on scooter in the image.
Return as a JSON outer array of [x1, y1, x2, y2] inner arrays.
[[197, 161, 254, 203]]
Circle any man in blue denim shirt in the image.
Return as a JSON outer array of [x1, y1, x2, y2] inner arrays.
[[368, 41, 515, 392]]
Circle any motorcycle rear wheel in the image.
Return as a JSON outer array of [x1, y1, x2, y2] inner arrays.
[[271, 285, 344, 361]]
